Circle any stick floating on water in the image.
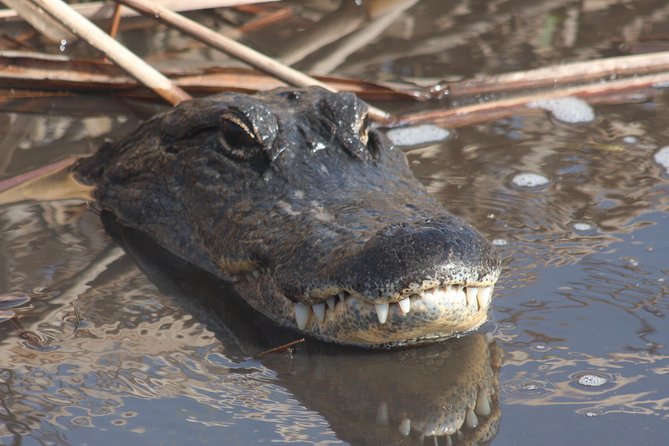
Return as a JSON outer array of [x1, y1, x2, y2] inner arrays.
[[29, 0, 191, 105], [115, 0, 390, 122]]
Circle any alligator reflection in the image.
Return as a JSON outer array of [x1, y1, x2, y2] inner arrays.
[[106, 214, 502, 445]]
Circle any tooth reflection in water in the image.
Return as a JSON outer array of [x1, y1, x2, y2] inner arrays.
[[110, 216, 502, 446], [266, 334, 501, 445]]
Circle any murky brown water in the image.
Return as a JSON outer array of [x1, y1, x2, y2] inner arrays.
[[1, 1, 669, 444]]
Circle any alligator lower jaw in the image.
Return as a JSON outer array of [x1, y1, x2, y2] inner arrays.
[[406, 382, 499, 440], [234, 276, 498, 347], [293, 284, 495, 328]]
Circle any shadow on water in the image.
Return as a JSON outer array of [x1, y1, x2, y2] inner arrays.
[[102, 213, 502, 446]]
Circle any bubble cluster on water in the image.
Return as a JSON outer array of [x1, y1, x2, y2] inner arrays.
[[573, 222, 593, 232], [511, 172, 550, 188], [570, 371, 615, 392], [385, 124, 451, 147], [577, 374, 607, 387], [492, 239, 508, 246], [528, 97, 595, 123], [504, 379, 555, 397], [530, 342, 550, 352]]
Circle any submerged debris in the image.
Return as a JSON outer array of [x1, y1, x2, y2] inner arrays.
[[654, 146, 669, 173], [528, 97, 595, 123], [511, 172, 550, 188], [385, 124, 451, 147]]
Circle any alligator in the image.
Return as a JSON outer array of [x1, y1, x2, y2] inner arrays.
[[74, 86, 501, 348]]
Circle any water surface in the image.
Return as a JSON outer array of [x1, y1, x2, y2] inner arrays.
[[1, 1, 669, 444]]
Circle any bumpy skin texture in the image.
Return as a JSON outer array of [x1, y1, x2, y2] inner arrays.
[[75, 87, 501, 347]]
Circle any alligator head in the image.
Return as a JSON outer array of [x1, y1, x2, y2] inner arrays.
[[74, 87, 501, 347]]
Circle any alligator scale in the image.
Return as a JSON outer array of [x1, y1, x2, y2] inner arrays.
[[75, 87, 501, 348]]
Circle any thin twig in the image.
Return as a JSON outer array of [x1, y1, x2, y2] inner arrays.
[[72, 302, 82, 333], [0, 156, 78, 193], [9, 318, 43, 347], [442, 49, 669, 99], [108, 3, 123, 38], [2, 0, 74, 43], [255, 338, 305, 358], [0, 0, 277, 21], [115, 0, 391, 122], [399, 72, 669, 127], [29, 0, 191, 106]]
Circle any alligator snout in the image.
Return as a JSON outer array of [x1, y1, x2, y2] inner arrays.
[[269, 215, 501, 347], [332, 217, 500, 302]]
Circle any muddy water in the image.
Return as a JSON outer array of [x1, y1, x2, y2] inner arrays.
[[1, 1, 669, 444]]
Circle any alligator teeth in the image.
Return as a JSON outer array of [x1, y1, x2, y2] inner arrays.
[[251, 269, 260, 279], [466, 287, 478, 308], [398, 297, 411, 314], [475, 390, 492, 416], [477, 286, 493, 308], [293, 285, 494, 331], [465, 408, 478, 429], [312, 303, 325, 323], [455, 285, 466, 303], [375, 303, 389, 324], [294, 303, 310, 330]]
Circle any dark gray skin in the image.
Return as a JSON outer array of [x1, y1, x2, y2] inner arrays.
[[75, 87, 501, 348]]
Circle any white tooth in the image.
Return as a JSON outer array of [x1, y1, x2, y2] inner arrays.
[[477, 286, 493, 308], [375, 303, 389, 324], [455, 286, 466, 304], [398, 418, 411, 437], [475, 390, 492, 416], [446, 435, 453, 446], [465, 408, 478, 429], [337, 292, 346, 302], [251, 269, 260, 279], [398, 297, 411, 314], [444, 285, 457, 302], [326, 297, 336, 310], [294, 303, 310, 330], [312, 303, 325, 323], [376, 402, 389, 426], [245, 272, 255, 281], [466, 287, 479, 309]]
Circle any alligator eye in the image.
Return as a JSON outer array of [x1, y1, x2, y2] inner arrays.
[[218, 112, 263, 161]]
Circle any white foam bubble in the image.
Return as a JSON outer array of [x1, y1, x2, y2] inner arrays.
[[654, 146, 669, 173], [528, 97, 595, 123], [512, 172, 550, 188], [573, 222, 593, 232], [577, 375, 607, 387], [492, 239, 508, 246], [386, 124, 451, 147]]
